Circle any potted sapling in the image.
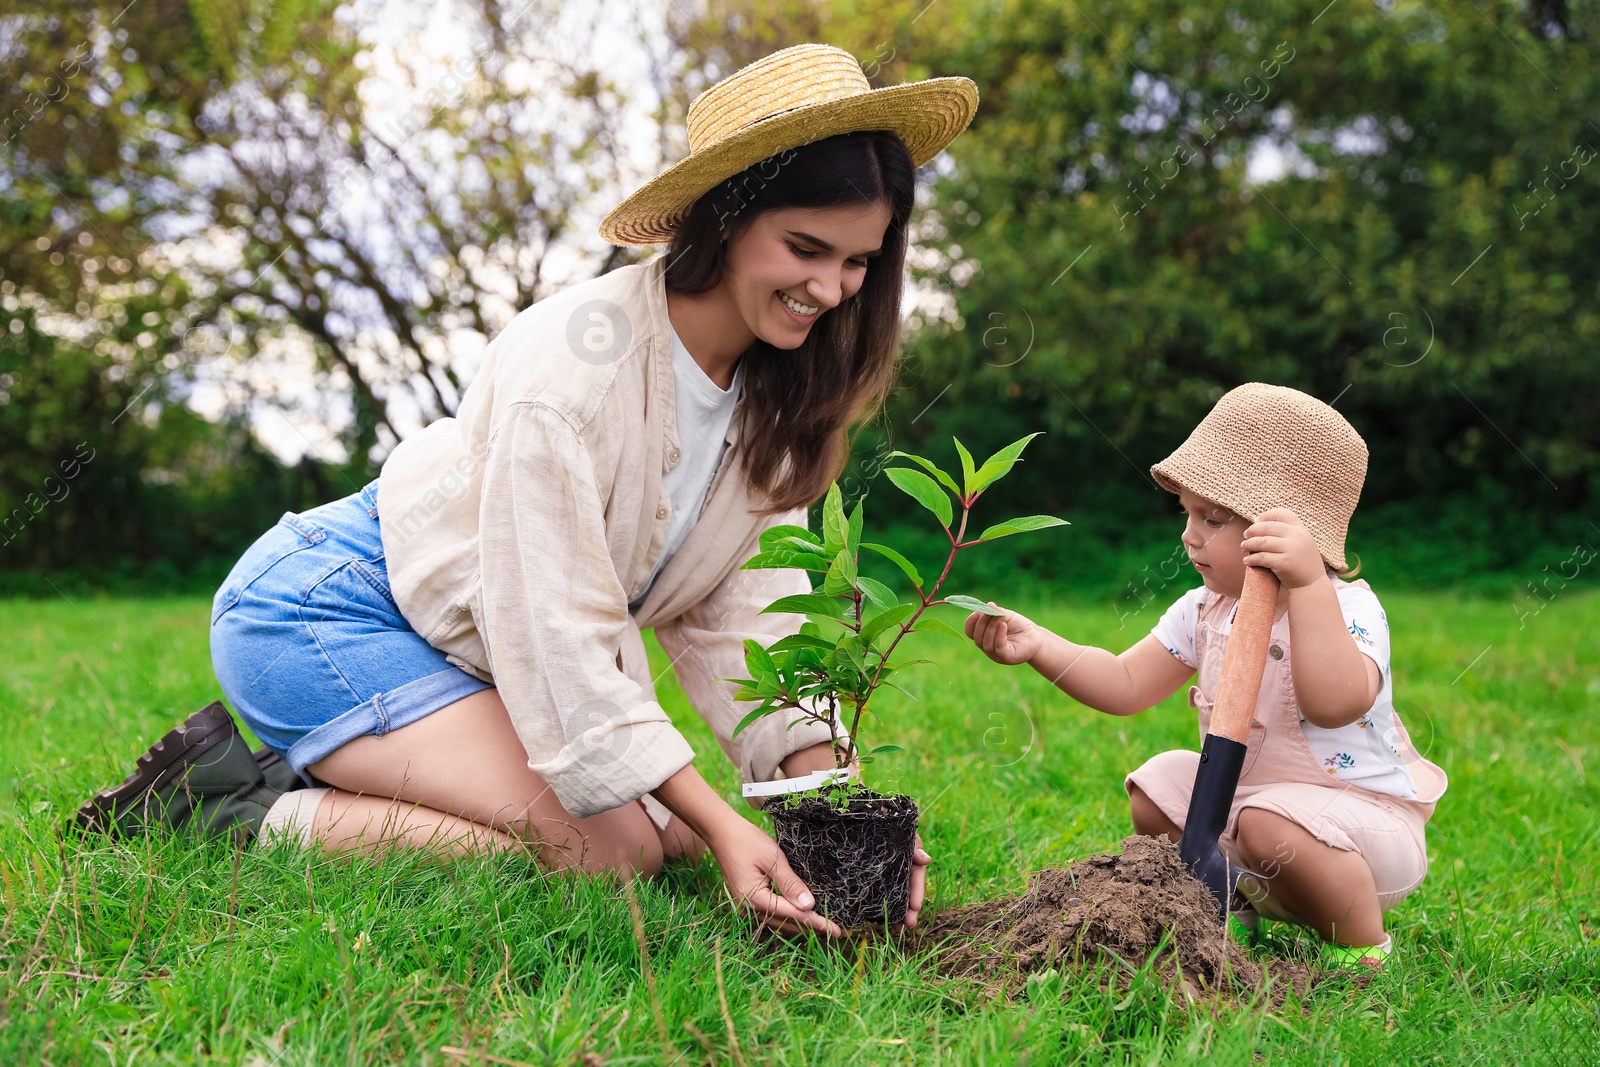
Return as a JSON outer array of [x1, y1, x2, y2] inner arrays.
[[722, 433, 1070, 928]]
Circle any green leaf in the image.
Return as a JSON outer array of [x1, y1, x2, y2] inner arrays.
[[808, 615, 861, 633], [837, 634, 867, 673], [975, 515, 1072, 543], [822, 548, 858, 596], [953, 437, 977, 498], [913, 616, 968, 638], [822, 482, 847, 552], [861, 542, 923, 588], [767, 633, 837, 654], [887, 451, 961, 498], [944, 594, 1005, 615], [761, 594, 846, 618], [742, 638, 780, 684], [870, 744, 905, 755], [740, 549, 831, 571], [846, 498, 864, 553], [731, 701, 778, 739], [792, 646, 827, 670], [884, 467, 952, 528], [862, 602, 916, 643], [857, 575, 899, 609], [777, 535, 827, 554], [969, 433, 1044, 496], [760, 524, 821, 552]]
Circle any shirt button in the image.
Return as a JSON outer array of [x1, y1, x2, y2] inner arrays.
[[1269, 644, 1284, 660], [668, 448, 681, 465], [656, 505, 668, 520]]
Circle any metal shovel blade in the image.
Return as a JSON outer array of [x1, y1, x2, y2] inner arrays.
[[1178, 732, 1253, 921], [1178, 564, 1280, 924]]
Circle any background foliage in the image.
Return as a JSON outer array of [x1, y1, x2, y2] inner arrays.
[[3, 0, 1596, 603]]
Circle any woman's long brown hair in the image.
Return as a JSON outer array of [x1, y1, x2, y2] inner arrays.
[[663, 130, 916, 515]]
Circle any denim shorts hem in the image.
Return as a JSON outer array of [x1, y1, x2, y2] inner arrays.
[[284, 666, 494, 784]]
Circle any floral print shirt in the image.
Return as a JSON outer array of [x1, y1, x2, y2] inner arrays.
[[1151, 574, 1421, 800]]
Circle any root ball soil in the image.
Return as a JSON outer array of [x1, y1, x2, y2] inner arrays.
[[768, 787, 919, 929]]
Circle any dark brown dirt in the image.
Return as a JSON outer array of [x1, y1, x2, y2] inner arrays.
[[910, 835, 1318, 1003], [768, 787, 918, 928]]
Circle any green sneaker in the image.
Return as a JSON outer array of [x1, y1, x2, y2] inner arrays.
[[71, 701, 295, 845], [1322, 933, 1392, 971], [1227, 908, 1260, 947]]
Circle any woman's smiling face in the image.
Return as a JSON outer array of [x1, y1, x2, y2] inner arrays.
[[1178, 487, 1251, 596], [723, 203, 890, 348]]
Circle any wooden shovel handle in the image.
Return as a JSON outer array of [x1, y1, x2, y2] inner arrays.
[[1208, 565, 1281, 744]]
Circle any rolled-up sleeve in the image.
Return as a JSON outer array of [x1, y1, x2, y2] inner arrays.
[[655, 505, 849, 791], [477, 400, 695, 819]]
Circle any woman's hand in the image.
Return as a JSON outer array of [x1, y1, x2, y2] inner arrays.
[[1242, 508, 1326, 589], [892, 834, 932, 933], [761, 833, 934, 938], [708, 815, 844, 939], [965, 601, 1044, 666]]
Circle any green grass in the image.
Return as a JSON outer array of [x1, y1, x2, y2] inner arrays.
[[2, 587, 1596, 1064]]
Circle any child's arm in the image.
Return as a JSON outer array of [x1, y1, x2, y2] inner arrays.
[[1243, 508, 1381, 729], [965, 604, 1194, 716]]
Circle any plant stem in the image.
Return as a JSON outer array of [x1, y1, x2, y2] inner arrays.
[[842, 501, 973, 763]]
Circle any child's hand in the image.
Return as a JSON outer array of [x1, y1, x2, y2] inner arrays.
[[1241, 508, 1326, 589], [964, 602, 1044, 666]]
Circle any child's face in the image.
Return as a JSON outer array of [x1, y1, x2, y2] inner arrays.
[[1177, 487, 1252, 597]]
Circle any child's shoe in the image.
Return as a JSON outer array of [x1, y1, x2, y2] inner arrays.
[[1321, 932, 1392, 971], [1226, 907, 1259, 947]]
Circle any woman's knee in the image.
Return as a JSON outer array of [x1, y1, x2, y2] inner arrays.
[[654, 811, 710, 864], [309, 688, 664, 879], [517, 801, 665, 880]]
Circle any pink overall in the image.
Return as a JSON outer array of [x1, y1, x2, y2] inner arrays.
[[1125, 584, 1449, 923]]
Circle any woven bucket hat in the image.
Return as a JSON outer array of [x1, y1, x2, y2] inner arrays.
[[598, 43, 978, 246], [1150, 383, 1368, 571]]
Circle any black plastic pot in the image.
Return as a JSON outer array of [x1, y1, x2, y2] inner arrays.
[[767, 786, 920, 928]]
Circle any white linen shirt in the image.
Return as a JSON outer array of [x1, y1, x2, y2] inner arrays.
[[373, 251, 843, 820]]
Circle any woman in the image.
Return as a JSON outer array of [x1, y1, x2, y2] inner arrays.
[[74, 43, 978, 940]]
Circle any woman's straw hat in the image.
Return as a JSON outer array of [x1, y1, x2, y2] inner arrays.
[[599, 43, 978, 246], [1151, 383, 1368, 571]]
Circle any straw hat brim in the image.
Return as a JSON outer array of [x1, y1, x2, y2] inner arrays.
[[599, 77, 978, 246]]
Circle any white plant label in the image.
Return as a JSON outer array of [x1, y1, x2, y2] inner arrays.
[[742, 767, 852, 798]]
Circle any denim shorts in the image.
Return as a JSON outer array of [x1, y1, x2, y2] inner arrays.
[[210, 479, 495, 786]]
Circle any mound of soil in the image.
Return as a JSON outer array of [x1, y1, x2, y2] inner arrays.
[[913, 835, 1315, 1001]]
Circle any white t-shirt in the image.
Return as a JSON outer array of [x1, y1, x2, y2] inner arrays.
[[1148, 576, 1420, 800], [628, 326, 746, 612]]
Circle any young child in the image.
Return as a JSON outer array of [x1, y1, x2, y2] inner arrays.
[[964, 383, 1447, 968]]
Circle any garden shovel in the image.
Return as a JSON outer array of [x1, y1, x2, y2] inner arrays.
[[1178, 564, 1280, 922]]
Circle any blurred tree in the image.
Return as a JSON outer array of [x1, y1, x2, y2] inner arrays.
[[0, 0, 702, 583], [691, 0, 1599, 538], [4, 0, 1596, 588], [3, 0, 686, 447]]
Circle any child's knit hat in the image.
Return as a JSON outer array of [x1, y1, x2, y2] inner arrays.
[[1150, 383, 1367, 571]]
